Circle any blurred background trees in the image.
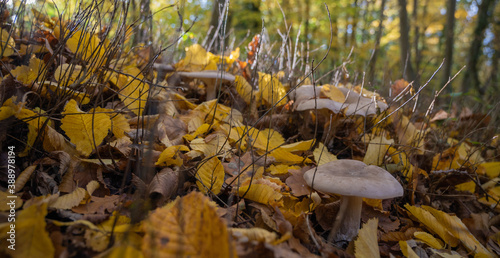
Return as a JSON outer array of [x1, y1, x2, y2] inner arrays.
[[11, 0, 500, 103]]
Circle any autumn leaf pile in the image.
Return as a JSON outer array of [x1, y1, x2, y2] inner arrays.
[[1, 8, 500, 258]]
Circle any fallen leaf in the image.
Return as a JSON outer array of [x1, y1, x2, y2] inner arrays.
[[313, 142, 337, 166], [405, 204, 459, 247], [196, 156, 225, 195], [399, 240, 419, 258], [354, 218, 380, 258], [413, 231, 443, 249], [421, 205, 492, 256], [142, 191, 236, 257], [1, 202, 54, 258], [61, 99, 111, 156]]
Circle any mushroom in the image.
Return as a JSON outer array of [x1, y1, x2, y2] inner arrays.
[[303, 159, 403, 242], [337, 87, 389, 116], [178, 71, 235, 100], [290, 84, 389, 116]]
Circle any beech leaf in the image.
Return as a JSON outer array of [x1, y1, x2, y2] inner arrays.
[[354, 218, 380, 258], [142, 191, 236, 257], [196, 156, 225, 194], [61, 99, 111, 156]]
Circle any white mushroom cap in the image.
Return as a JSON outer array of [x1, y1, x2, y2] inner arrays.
[[295, 98, 344, 113], [290, 85, 322, 104], [303, 159, 403, 199], [338, 87, 389, 116], [177, 71, 235, 100], [291, 85, 389, 116]]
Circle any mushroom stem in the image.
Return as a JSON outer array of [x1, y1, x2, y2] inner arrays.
[[329, 195, 363, 243]]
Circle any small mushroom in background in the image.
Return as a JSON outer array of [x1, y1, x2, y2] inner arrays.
[[177, 71, 235, 100], [337, 87, 389, 116], [303, 159, 403, 243], [290, 84, 389, 116]]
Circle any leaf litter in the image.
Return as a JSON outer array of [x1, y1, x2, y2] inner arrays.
[[0, 6, 499, 258]]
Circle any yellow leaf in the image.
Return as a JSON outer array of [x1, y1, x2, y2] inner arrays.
[[86, 180, 100, 197], [190, 134, 231, 158], [393, 114, 425, 153], [196, 157, 225, 194], [11, 55, 45, 85], [156, 145, 189, 167], [321, 84, 346, 103], [388, 147, 419, 179], [5, 202, 54, 258], [111, 66, 149, 116], [54, 63, 89, 87], [421, 205, 492, 256], [176, 44, 218, 71], [187, 116, 204, 133], [170, 92, 198, 110], [354, 218, 380, 258], [50, 187, 86, 209], [194, 99, 237, 123], [142, 191, 236, 257], [16, 107, 48, 157], [414, 231, 443, 249], [82, 212, 138, 252], [0, 29, 15, 57], [480, 162, 500, 178], [405, 204, 459, 247], [15, 165, 36, 192], [455, 180, 476, 193], [61, 99, 111, 156], [399, 241, 419, 258], [0, 191, 23, 211], [230, 227, 278, 243], [267, 164, 300, 175], [238, 182, 283, 206], [363, 136, 394, 166], [100, 245, 144, 258], [280, 139, 316, 153], [432, 146, 462, 170], [268, 147, 311, 164], [0, 98, 17, 120], [258, 72, 288, 106], [313, 142, 337, 166], [36, 81, 91, 105], [253, 128, 285, 151], [209, 48, 240, 67], [363, 198, 383, 210], [63, 27, 106, 63], [183, 123, 211, 141], [235, 75, 258, 104], [93, 107, 131, 138], [42, 125, 79, 156]]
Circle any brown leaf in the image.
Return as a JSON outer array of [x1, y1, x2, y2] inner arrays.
[[316, 202, 340, 231], [285, 166, 312, 197], [156, 114, 187, 146], [72, 195, 120, 214], [147, 168, 179, 204]]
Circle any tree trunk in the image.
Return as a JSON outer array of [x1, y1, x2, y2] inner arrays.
[[484, 13, 500, 93], [441, 0, 456, 91], [461, 0, 497, 95], [349, 0, 359, 47], [397, 0, 415, 81], [132, 0, 152, 46], [304, 0, 311, 42], [412, 0, 420, 87], [361, 0, 373, 44], [367, 0, 387, 85]]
